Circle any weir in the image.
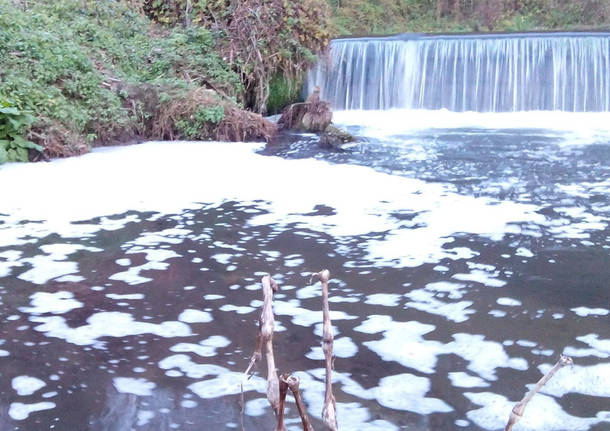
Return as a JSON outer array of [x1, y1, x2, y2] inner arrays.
[[306, 32, 610, 112]]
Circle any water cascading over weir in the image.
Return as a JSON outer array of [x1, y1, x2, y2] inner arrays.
[[306, 32, 610, 112]]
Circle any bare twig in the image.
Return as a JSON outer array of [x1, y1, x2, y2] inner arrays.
[[281, 374, 315, 431], [505, 355, 574, 431], [275, 376, 289, 431], [241, 275, 281, 427], [262, 275, 281, 416], [311, 269, 338, 431], [184, 0, 191, 28]]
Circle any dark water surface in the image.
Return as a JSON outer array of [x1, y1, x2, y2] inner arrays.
[[0, 112, 608, 430]]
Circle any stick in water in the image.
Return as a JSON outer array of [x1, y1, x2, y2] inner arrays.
[[242, 275, 281, 419], [505, 355, 574, 431], [275, 376, 289, 431], [281, 373, 315, 431], [312, 269, 338, 431]]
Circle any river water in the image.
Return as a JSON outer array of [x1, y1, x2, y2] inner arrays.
[[0, 110, 608, 430]]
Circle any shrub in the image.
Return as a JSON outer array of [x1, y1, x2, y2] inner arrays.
[[0, 0, 242, 157], [0, 99, 42, 164], [143, 0, 331, 113]]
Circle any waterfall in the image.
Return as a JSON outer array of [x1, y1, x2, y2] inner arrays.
[[306, 33, 610, 112]]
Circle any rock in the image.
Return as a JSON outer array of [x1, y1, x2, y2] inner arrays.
[[278, 88, 333, 132], [278, 88, 356, 150], [319, 124, 356, 150]]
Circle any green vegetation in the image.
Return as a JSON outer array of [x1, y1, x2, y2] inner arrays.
[[328, 0, 610, 36], [267, 75, 303, 115], [142, 0, 330, 112], [0, 0, 288, 163], [0, 99, 42, 163]]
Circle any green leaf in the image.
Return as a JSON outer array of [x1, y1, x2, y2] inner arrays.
[[0, 147, 7, 164], [0, 107, 19, 115], [20, 140, 44, 152], [7, 146, 28, 162]]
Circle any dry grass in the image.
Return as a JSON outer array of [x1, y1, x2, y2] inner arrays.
[[154, 87, 277, 142], [29, 120, 89, 159], [217, 106, 277, 142]]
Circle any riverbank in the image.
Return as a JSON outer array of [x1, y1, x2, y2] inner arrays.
[[0, 0, 328, 164]]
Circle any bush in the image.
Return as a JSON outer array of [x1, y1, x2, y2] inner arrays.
[[0, 0, 242, 157], [0, 99, 42, 164], [143, 0, 331, 113]]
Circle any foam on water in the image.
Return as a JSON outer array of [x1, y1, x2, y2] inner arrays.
[[8, 402, 56, 421], [0, 141, 547, 273], [29, 311, 192, 347], [20, 291, 83, 315], [113, 377, 156, 396], [0, 126, 607, 430], [333, 110, 610, 142], [11, 376, 46, 396], [355, 315, 528, 380]]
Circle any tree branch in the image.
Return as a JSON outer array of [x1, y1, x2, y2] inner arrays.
[[505, 355, 574, 431]]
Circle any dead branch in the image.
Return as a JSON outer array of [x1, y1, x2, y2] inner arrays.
[[281, 373, 315, 431], [505, 355, 574, 431], [275, 376, 289, 431], [312, 269, 338, 431], [241, 275, 281, 423], [262, 275, 281, 416]]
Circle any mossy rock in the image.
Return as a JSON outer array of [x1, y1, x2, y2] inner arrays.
[[319, 124, 356, 150]]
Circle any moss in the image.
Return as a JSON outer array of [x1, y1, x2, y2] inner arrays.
[[267, 75, 304, 115]]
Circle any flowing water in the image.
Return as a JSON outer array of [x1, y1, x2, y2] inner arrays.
[[307, 33, 610, 111], [1, 34, 610, 431]]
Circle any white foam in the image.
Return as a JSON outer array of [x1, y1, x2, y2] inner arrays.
[[575, 334, 610, 356], [355, 315, 527, 380], [8, 402, 56, 420], [20, 291, 83, 315], [178, 309, 212, 323], [106, 293, 145, 300], [515, 247, 534, 257], [538, 363, 610, 397], [137, 410, 155, 426], [497, 297, 522, 307], [12, 376, 46, 396], [30, 311, 191, 346], [181, 399, 198, 408], [373, 373, 453, 414], [169, 336, 230, 358], [334, 109, 610, 145], [218, 304, 255, 315], [17, 244, 101, 284], [274, 300, 357, 327], [405, 289, 474, 323], [453, 270, 507, 287], [0, 142, 545, 271], [113, 377, 156, 396], [0, 250, 23, 277], [354, 315, 443, 374], [306, 337, 358, 359], [365, 293, 402, 307], [571, 307, 609, 317], [244, 398, 268, 416], [465, 391, 609, 431]]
